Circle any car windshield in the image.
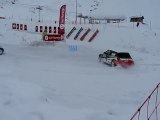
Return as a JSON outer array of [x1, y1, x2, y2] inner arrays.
[[117, 53, 131, 58], [110, 52, 116, 57]]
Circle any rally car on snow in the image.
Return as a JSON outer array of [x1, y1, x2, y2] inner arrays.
[[98, 50, 134, 67], [0, 46, 4, 55]]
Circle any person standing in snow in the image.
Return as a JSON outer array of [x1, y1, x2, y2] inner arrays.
[[42, 29, 47, 40]]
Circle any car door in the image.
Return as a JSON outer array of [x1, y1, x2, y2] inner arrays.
[[107, 52, 117, 64]]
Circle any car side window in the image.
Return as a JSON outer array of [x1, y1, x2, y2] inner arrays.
[[110, 53, 116, 57]]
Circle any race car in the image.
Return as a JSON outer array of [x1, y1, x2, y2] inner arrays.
[[98, 50, 134, 67], [0, 46, 4, 55]]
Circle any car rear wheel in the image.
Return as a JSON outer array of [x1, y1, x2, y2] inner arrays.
[[0, 48, 4, 55]]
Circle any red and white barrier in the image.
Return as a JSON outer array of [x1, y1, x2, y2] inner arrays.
[[130, 82, 160, 120], [49, 26, 52, 33], [35, 26, 60, 34], [40, 26, 43, 32], [24, 25, 27, 30], [20, 24, 23, 30], [80, 28, 91, 41], [16, 24, 19, 30], [44, 34, 64, 41], [88, 29, 99, 42], [12, 23, 16, 29], [12, 23, 27, 31]]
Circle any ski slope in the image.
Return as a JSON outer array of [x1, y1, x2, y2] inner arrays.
[[0, 0, 160, 120]]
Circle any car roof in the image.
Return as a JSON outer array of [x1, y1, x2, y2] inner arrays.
[[117, 52, 132, 58], [106, 50, 117, 53]]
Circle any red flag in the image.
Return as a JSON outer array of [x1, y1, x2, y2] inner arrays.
[[59, 5, 66, 35]]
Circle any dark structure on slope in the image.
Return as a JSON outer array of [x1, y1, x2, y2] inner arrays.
[[130, 16, 144, 23]]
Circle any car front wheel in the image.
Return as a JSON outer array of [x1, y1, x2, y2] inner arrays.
[[111, 60, 117, 67]]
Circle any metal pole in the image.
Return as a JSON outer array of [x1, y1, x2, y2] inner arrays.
[[75, 0, 77, 24], [36, 5, 42, 22], [38, 7, 40, 22]]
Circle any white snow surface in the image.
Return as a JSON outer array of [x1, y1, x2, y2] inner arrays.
[[0, 0, 160, 120]]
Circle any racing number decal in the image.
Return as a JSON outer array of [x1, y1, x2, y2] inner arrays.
[[107, 58, 112, 64]]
